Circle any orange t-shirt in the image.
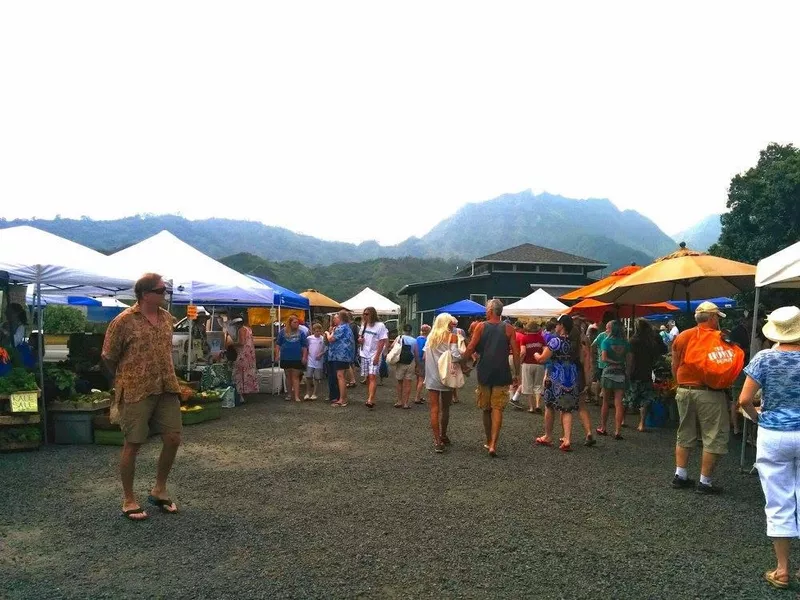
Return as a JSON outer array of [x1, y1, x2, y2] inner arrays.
[[672, 324, 715, 386]]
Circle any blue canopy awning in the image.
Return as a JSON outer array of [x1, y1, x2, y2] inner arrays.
[[248, 276, 310, 310], [434, 299, 486, 317], [666, 297, 737, 312]]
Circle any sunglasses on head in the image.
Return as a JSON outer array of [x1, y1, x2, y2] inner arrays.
[[148, 287, 168, 295]]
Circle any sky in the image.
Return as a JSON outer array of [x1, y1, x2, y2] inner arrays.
[[1, 2, 798, 245]]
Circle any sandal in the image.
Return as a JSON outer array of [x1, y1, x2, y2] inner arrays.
[[434, 442, 445, 453], [559, 441, 572, 452], [584, 435, 596, 447], [393, 403, 403, 408], [441, 436, 451, 446], [121, 507, 148, 521], [534, 436, 553, 447], [596, 428, 608, 436], [764, 569, 789, 590], [147, 495, 178, 514], [402, 405, 411, 410], [365, 402, 375, 409], [614, 433, 624, 441], [414, 398, 425, 404]]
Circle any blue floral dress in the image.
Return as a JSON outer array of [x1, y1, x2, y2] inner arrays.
[[543, 335, 579, 413]]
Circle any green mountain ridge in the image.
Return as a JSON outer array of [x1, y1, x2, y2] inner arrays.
[[0, 191, 678, 270], [671, 214, 722, 252]]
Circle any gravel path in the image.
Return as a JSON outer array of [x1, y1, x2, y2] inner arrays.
[[0, 384, 789, 599]]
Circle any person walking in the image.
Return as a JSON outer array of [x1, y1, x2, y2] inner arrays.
[[358, 307, 389, 409], [275, 315, 309, 403], [534, 315, 582, 452], [424, 313, 463, 452], [671, 301, 742, 494], [304, 323, 325, 400], [414, 324, 431, 404], [228, 312, 259, 404], [597, 320, 632, 440], [464, 299, 520, 457], [393, 324, 419, 409], [325, 310, 356, 407], [738, 306, 800, 590], [626, 319, 667, 432], [101, 273, 182, 521], [517, 320, 546, 413]]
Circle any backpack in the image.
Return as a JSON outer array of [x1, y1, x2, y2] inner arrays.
[[682, 328, 745, 390], [398, 337, 414, 365]]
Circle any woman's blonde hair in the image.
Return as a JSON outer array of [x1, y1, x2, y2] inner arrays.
[[425, 312, 454, 350]]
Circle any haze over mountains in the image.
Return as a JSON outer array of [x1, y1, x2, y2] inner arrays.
[[0, 191, 717, 270], [671, 214, 722, 252]]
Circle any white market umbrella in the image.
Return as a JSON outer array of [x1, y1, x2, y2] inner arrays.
[[503, 288, 569, 318]]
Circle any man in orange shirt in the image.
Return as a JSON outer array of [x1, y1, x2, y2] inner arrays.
[[671, 301, 729, 494]]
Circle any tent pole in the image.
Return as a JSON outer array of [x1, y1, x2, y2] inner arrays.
[[186, 305, 193, 380], [36, 278, 47, 445], [749, 287, 761, 358]]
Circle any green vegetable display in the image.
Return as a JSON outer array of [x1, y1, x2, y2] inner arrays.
[[0, 368, 38, 395]]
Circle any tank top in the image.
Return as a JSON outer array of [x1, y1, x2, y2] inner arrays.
[[476, 322, 512, 387]]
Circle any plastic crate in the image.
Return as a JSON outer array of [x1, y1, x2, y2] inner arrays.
[[53, 411, 95, 444]]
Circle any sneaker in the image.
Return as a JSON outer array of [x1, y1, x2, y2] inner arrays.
[[303, 394, 310, 400], [510, 399, 524, 410], [695, 481, 724, 495], [310, 395, 317, 400], [671, 475, 696, 489]]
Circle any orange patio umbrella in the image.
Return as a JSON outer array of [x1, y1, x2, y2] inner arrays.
[[588, 243, 756, 307], [299, 289, 343, 311], [564, 298, 679, 323], [559, 264, 642, 301]]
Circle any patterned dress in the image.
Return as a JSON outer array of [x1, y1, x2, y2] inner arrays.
[[542, 335, 579, 413], [233, 326, 259, 395]]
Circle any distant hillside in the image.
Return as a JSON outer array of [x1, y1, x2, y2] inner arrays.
[[0, 190, 676, 269], [220, 253, 461, 302], [672, 214, 722, 251]]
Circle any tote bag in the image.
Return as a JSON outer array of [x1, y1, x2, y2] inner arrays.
[[437, 347, 465, 389]]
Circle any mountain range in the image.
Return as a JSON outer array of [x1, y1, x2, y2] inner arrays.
[[0, 191, 689, 270], [671, 214, 722, 252]]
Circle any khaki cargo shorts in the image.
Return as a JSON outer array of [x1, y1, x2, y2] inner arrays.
[[395, 363, 415, 381], [120, 393, 182, 444], [476, 385, 509, 411], [675, 387, 729, 455]]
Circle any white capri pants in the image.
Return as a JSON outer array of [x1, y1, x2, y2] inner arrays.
[[756, 427, 800, 538]]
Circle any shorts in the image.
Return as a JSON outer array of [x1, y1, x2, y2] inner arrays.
[[601, 367, 627, 391], [280, 359, 304, 371], [521, 363, 545, 395], [625, 380, 656, 410], [119, 393, 182, 445], [415, 360, 425, 378], [305, 366, 324, 380], [360, 358, 380, 377], [676, 387, 730, 455], [395, 363, 415, 381], [476, 385, 509, 411], [327, 360, 350, 372]]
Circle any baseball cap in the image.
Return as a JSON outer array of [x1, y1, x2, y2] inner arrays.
[[695, 301, 726, 318], [556, 314, 574, 330]]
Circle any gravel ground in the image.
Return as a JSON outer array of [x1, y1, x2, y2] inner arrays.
[[0, 382, 792, 599]]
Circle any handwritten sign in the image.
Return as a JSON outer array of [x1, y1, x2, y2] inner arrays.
[[10, 391, 38, 413]]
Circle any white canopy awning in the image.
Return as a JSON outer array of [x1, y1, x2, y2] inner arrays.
[[341, 287, 401, 316], [0, 226, 134, 292], [756, 240, 800, 289], [502, 288, 569, 318], [107, 230, 274, 305]]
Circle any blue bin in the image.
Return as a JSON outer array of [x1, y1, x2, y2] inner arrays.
[[646, 399, 668, 428]]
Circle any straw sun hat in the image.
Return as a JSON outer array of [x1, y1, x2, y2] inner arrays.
[[762, 306, 800, 344]]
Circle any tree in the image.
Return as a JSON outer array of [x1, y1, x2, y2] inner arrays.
[[43, 306, 87, 334], [710, 143, 800, 265]]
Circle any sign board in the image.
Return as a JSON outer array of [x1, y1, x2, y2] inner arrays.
[[10, 391, 39, 413]]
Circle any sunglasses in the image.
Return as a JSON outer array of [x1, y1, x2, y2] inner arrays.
[[147, 287, 168, 295]]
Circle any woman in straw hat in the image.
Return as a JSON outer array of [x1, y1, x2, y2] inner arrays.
[[738, 306, 800, 590]]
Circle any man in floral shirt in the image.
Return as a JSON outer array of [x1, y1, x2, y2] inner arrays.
[[102, 273, 182, 521]]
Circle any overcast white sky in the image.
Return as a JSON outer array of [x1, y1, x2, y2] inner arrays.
[[1, 2, 798, 244]]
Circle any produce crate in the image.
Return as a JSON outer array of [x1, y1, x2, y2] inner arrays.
[[0, 414, 41, 426], [0, 424, 42, 452], [52, 411, 96, 444], [181, 401, 222, 425], [0, 440, 41, 452], [94, 428, 124, 446]]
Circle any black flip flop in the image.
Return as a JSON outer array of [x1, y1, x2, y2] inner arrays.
[[122, 507, 148, 521], [147, 495, 178, 514], [365, 402, 375, 409]]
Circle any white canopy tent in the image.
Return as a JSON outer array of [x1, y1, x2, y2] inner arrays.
[[107, 231, 274, 305], [749, 240, 800, 356], [0, 226, 136, 443], [342, 287, 401, 316], [502, 288, 569, 318]]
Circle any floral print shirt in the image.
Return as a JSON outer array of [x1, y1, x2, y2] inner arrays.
[[102, 303, 181, 405]]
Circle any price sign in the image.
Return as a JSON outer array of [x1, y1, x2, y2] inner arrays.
[[10, 391, 39, 413], [187, 305, 198, 320]]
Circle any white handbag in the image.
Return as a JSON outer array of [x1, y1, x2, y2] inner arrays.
[[437, 347, 465, 389], [386, 335, 403, 365]]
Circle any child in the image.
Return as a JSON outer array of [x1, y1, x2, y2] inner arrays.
[[304, 323, 326, 400]]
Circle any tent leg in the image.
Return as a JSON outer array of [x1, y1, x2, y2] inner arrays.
[[36, 279, 47, 445], [186, 307, 193, 380], [749, 287, 761, 358]]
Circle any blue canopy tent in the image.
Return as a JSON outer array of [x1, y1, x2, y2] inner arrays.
[[248, 276, 309, 309], [434, 299, 486, 317], [645, 297, 737, 321]]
